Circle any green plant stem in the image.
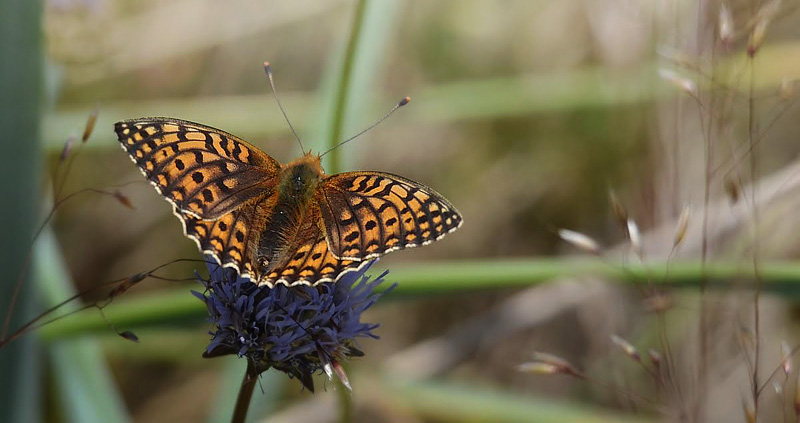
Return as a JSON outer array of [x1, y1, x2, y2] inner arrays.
[[231, 360, 258, 423], [379, 376, 654, 423], [44, 41, 800, 152], [32, 258, 800, 341], [326, 0, 369, 174], [336, 376, 353, 423], [37, 228, 129, 423], [0, 0, 42, 422]]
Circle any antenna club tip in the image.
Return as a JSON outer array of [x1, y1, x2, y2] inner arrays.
[[399, 96, 411, 106], [263, 61, 271, 70]]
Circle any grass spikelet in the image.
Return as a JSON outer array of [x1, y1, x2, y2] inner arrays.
[[558, 229, 600, 255]]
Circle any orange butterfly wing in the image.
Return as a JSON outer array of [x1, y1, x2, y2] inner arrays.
[[316, 172, 463, 261], [115, 118, 281, 279], [262, 233, 364, 286], [179, 196, 274, 282], [115, 118, 280, 220]]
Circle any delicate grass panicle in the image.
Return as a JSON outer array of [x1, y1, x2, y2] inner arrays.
[[518, 352, 581, 378], [193, 258, 394, 392]]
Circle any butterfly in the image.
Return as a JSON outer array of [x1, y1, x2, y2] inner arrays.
[[114, 118, 462, 287]]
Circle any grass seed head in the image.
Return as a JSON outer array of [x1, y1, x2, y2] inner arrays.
[[782, 340, 792, 376], [113, 190, 135, 209], [611, 334, 641, 362], [673, 206, 690, 248], [626, 219, 642, 258], [608, 190, 628, 228], [719, 3, 734, 48], [558, 229, 600, 255], [724, 176, 741, 204], [60, 135, 76, 162], [780, 77, 795, 100], [658, 69, 698, 97], [82, 105, 99, 143]]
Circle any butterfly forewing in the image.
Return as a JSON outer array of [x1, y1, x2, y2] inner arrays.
[[115, 118, 280, 220], [317, 172, 463, 261]]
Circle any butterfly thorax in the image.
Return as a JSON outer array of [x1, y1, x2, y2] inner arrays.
[[255, 153, 326, 274]]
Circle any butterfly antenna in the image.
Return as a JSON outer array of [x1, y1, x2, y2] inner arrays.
[[320, 96, 410, 158], [263, 62, 304, 152]]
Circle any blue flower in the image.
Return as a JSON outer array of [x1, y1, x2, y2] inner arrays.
[[193, 259, 393, 392]]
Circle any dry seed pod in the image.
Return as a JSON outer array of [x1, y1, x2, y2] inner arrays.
[[60, 135, 76, 162], [109, 272, 147, 299], [626, 219, 642, 257], [724, 176, 740, 204], [748, 19, 769, 57], [647, 349, 662, 368], [531, 351, 573, 369], [719, 3, 734, 48], [82, 106, 99, 143], [119, 331, 139, 343], [519, 351, 579, 376], [332, 360, 352, 391], [742, 400, 756, 423], [517, 362, 561, 375], [558, 229, 600, 255], [658, 69, 698, 97], [780, 77, 795, 100], [608, 190, 628, 228], [747, 0, 781, 57], [782, 340, 792, 376], [611, 334, 641, 362], [673, 206, 690, 248], [113, 190, 135, 209]]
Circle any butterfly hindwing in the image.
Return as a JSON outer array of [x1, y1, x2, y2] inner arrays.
[[115, 118, 280, 220], [262, 235, 362, 286], [179, 203, 258, 279], [317, 172, 463, 261]]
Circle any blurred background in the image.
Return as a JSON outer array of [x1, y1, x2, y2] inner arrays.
[[3, 0, 800, 422]]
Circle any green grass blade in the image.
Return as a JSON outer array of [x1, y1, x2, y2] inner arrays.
[[380, 376, 656, 423], [34, 258, 800, 342], [36, 228, 130, 423], [0, 0, 43, 421], [43, 41, 800, 153]]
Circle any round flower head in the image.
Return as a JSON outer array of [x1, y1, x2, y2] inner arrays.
[[193, 259, 393, 392]]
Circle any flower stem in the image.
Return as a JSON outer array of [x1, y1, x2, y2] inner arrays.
[[336, 376, 354, 423], [231, 360, 259, 423]]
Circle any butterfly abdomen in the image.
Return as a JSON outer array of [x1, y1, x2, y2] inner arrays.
[[254, 155, 327, 274]]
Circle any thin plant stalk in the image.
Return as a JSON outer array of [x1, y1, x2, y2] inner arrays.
[[326, 0, 369, 175], [748, 51, 762, 420], [231, 360, 259, 423], [337, 374, 354, 423]]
